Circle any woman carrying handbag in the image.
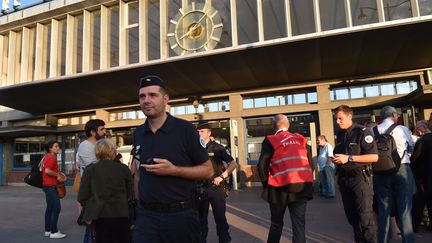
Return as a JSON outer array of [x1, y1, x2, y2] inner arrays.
[[41, 141, 67, 239]]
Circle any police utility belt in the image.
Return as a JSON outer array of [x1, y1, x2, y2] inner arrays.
[[139, 199, 195, 213], [337, 164, 372, 177]]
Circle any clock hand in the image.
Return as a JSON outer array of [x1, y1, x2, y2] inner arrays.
[[179, 13, 207, 40], [179, 24, 199, 40]]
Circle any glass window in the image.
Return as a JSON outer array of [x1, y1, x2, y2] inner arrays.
[[13, 137, 45, 169], [419, 0, 432, 16], [128, 27, 139, 64], [293, 93, 306, 104], [383, 0, 412, 21], [148, 1, 160, 60], [365, 85, 379, 97], [263, 0, 287, 40], [350, 87, 364, 99], [286, 95, 293, 104], [110, 6, 120, 67], [76, 15, 83, 73], [128, 1, 139, 26], [237, 0, 259, 45], [330, 90, 335, 101], [319, 0, 347, 31], [187, 105, 196, 114], [380, 83, 395, 96], [243, 98, 254, 109], [254, 97, 266, 108], [213, 0, 232, 48], [266, 96, 280, 107], [176, 106, 186, 115], [411, 81, 418, 90], [290, 0, 316, 36], [307, 92, 317, 103], [335, 88, 349, 100], [208, 102, 219, 112], [396, 81, 411, 94], [60, 20, 67, 76], [92, 11, 101, 70], [351, 0, 379, 26]]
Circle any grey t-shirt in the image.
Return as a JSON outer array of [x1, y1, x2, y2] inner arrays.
[[76, 140, 97, 175]]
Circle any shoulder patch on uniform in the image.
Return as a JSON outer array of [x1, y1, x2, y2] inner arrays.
[[199, 137, 206, 148], [365, 135, 373, 143]]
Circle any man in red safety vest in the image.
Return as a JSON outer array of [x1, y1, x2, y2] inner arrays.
[[258, 114, 314, 243]]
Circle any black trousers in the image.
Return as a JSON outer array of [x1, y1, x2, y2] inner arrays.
[[198, 185, 231, 243], [94, 217, 130, 243], [267, 198, 307, 243], [412, 182, 432, 231], [338, 172, 377, 243]]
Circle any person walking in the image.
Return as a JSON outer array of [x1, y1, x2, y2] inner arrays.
[[197, 122, 237, 243], [257, 114, 314, 243], [78, 138, 133, 243], [132, 75, 213, 243], [41, 141, 67, 239], [332, 105, 378, 243], [317, 135, 335, 198]]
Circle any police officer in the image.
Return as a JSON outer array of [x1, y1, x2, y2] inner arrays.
[[132, 75, 214, 243], [197, 122, 237, 243], [331, 105, 378, 243]]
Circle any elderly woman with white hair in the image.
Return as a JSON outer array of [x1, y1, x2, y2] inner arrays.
[[78, 138, 133, 243]]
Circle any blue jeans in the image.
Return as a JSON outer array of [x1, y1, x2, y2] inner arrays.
[[42, 186, 61, 233], [132, 207, 200, 243], [320, 166, 335, 197], [375, 164, 415, 243]]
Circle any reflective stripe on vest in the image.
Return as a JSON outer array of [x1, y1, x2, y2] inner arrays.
[[267, 131, 313, 186]]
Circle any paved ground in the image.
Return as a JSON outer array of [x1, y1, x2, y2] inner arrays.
[[0, 185, 431, 243]]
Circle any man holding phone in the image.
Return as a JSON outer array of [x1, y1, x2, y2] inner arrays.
[[332, 105, 378, 243], [132, 75, 213, 243]]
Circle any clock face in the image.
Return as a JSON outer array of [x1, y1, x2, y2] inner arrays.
[[167, 2, 223, 56]]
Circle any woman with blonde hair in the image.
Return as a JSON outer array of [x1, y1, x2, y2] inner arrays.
[[78, 138, 132, 243]]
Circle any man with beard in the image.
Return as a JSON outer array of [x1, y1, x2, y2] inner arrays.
[[132, 75, 213, 243], [76, 119, 106, 243]]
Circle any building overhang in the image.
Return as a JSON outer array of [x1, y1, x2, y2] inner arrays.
[[1, 20, 432, 115], [406, 84, 432, 105], [0, 125, 56, 137]]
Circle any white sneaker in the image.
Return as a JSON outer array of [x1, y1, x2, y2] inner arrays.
[[44, 232, 50, 237], [49, 232, 66, 239]]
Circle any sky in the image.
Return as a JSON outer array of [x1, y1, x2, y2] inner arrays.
[[2, 0, 45, 10]]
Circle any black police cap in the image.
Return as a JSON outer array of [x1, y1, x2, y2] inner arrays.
[[139, 75, 166, 90], [197, 122, 211, 130]]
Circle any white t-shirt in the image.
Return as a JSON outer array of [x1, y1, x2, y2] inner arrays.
[[76, 140, 97, 175]]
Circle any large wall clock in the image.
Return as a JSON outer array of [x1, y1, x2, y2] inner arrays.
[[167, 2, 223, 56]]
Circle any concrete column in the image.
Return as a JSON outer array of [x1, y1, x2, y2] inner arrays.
[[96, 109, 110, 123], [423, 108, 432, 120], [317, 84, 335, 146]]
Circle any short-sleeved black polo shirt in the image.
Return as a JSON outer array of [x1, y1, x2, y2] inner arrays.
[[133, 113, 209, 203], [334, 123, 378, 171]]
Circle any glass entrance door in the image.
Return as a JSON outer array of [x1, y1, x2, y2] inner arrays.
[[244, 113, 318, 165]]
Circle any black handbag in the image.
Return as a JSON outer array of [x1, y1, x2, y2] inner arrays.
[[24, 157, 44, 188], [77, 208, 87, 226]]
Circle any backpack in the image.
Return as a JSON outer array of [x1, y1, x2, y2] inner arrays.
[[372, 124, 404, 174]]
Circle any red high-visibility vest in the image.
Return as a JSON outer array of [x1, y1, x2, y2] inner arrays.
[[267, 131, 313, 187]]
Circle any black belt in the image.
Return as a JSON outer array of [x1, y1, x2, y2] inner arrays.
[[139, 199, 195, 213]]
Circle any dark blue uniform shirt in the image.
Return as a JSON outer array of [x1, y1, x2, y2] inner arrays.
[[133, 113, 209, 203], [334, 123, 378, 171]]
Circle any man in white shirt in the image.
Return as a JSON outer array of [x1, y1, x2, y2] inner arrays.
[[374, 106, 415, 243], [317, 135, 335, 198], [76, 119, 106, 243]]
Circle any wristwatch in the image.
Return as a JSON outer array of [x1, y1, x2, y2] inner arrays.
[[348, 154, 353, 162], [219, 174, 225, 180]]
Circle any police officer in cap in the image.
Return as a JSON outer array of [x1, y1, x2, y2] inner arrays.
[[132, 75, 213, 243], [197, 122, 237, 243], [331, 105, 378, 243]]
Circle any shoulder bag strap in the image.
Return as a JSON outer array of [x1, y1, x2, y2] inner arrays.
[[373, 126, 380, 136], [385, 123, 398, 135]]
